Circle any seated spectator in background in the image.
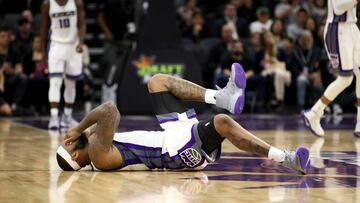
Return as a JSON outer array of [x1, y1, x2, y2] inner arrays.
[[274, 1, 291, 23], [256, 32, 291, 109], [306, 17, 317, 40], [182, 11, 210, 44], [237, 0, 256, 24], [287, 8, 308, 41], [219, 40, 266, 110], [205, 24, 234, 88], [289, 30, 322, 110], [249, 7, 272, 34], [245, 32, 261, 63], [278, 37, 295, 67], [213, 3, 249, 40], [23, 35, 49, 115], [271, 19, 286, 48], [0, 69, 12, 116], [0, 26, 27, 114], [177, 0, 200, 28], [14, 16, 34, 59], [98, 0, 133, 42], [311, 0, 326, 25]]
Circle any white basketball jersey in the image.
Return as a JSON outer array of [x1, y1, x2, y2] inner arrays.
[[327, 0, 357, 23], [49, 0, 78, 43]]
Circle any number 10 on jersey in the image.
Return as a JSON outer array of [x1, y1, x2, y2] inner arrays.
[[59, 18, 70, 28]]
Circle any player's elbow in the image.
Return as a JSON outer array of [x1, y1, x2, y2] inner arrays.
[[147, 74, 169, 93], [102, 101, 118, 112]]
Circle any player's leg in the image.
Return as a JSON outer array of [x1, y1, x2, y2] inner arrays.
[[211, 114, 310, 174], [147, 63, 247, 115], [353, 25, 360, 136], [303, 23, 354, 136], [61, 50, 83, 128]]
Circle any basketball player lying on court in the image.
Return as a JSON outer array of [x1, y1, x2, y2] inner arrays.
[[56, 63, 311, 174]]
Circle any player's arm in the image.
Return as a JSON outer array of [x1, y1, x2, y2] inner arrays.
[[333, 0, 358, 15], [40, 1, 49, 58], [65, 102, 120, 148], [76, 0, 86, 52], [97, 7, 113, 41]]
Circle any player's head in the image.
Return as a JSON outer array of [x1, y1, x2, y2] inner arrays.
[[56, 133, 90, 171], [0, 26, 11, 47]]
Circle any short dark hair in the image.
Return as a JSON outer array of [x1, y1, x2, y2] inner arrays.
[[56, 153, 75, 171], [0, 26, 11, 33]]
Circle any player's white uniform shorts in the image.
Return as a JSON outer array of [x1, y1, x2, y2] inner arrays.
[[48, 41, 83, 80], [324, 22, 360, 76]]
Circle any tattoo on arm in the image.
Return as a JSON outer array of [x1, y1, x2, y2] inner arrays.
[[166, 76, 206, 102]]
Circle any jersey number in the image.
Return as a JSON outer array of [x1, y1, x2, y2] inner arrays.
[[59, 18, 70, 28]]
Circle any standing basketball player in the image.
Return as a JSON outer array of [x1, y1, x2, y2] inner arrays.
[[40, 0, 86, 129], [302, 0, 360, 136]]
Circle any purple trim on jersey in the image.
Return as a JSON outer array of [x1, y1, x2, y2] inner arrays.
[[123, 159, 143, 167], [49, 72, 63, 78], [66, 73, 84, 81], [325, 23, 353, 73], [121, 142, 163, 152], [332, 10, 347, 23], [159, 117, 179, 124]]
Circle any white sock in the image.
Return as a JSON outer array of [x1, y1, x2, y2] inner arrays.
[[64, 107, 73, 117], [357, 106, 360, 122], [205, 89, 217, 104], [312, 99, 327, 117], [50, 108, 59, 117], [268, 147, 285, 162]]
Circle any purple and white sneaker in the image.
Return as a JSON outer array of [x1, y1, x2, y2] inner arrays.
[[301, 110, 324, 137], [215, 63, 246, 115], [281, 147, 311, 174]]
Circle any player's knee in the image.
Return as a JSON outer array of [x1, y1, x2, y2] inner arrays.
[[214, 114, 234, 134], [147, 74, 169, 93]]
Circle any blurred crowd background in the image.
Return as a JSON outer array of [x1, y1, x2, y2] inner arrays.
[[0, 0, 359, 116]]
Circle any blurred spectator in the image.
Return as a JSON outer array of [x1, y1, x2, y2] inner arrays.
[[287, 8, 309, 41], [237, 0, 257, 24], [98, 0, 134, 42], [23, 35, 49, 115], [219, 40, 266, 110], [183, 11, 210, 44], [306, 17, 317, 39], [250, 7, 272, 34], [0, 68, 12, 116], [270, 19, 286, 48], [278, 37, 294, 67], [205, 24, 234, 88], [245, 32, 261, 63], [177, 0, 200, 27], [311, 0, 326, 25], [289, 30, 322, 109], [14, 16, 34, 59], [274, 1, 291, 22], [0, 26, 27, 114], [213, 3, 249, 40], [257, 32, 291, 108]]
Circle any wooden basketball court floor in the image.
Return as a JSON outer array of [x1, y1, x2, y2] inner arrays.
[[0, 114, 359, 203]]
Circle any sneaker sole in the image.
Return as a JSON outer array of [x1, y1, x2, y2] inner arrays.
[[301, 110, 323, 137], [296, 147, 310, 174], [354, 131, 360, 138], [231, 63, 246, 115]]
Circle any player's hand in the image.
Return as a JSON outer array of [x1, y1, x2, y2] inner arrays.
[[64, 128, 82, 145], [76, 44, 83, 53]]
